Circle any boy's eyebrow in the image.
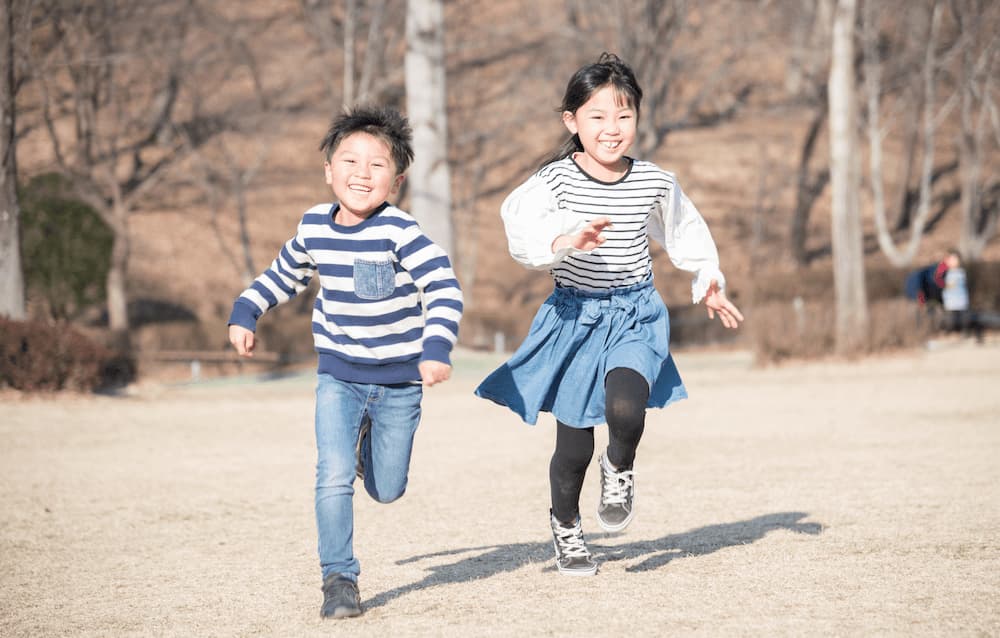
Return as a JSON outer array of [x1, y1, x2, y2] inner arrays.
[[334, 146, 393, 161]]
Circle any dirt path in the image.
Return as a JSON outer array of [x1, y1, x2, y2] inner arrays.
[[2, 342, 999, 637]]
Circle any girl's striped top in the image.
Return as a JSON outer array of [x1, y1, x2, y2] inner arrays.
[[228, 202, 463, 384], [500, 157, 725, 303]]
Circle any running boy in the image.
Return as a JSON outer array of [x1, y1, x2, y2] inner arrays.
[[228, 106, 463, 618]]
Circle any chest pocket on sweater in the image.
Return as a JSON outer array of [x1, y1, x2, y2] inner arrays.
[[354, 259, 396, 300]]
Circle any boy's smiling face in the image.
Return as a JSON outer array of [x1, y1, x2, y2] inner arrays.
[[325, 132, 404, 225]]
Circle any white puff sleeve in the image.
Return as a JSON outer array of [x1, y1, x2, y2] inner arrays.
[[500, 175, 590, 270], [648, 179, 726, 303]]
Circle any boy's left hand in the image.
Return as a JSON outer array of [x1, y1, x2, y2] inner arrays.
[[704, 279, 744, 329], [419, 360, 452, 386]]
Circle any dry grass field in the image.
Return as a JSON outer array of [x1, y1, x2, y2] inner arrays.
[[2, 341, 999, 637]]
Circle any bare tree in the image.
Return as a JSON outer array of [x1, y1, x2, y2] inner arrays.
[[864, 0, 949, 267], [299, 0, 341, 110], [779, 1, 947, 270], [405, 0, 452, 255], [784, 0, 834, 98], [175, 5, 300, 288], [951, 0, 1000, 259], [828, 0, 868, 355], [878, 6, 934, 234], [24, 1, 284, 348], [561, 0, 755, 156], [299, 0, 401, 111], [30, 3, 186, 346], [789, 96, 830, 266], [444, 1, 552, 311], [344, 0, 357, 107], [355, 0, 391, 106], [0, 0, 26, 320], [189, 135, 273, 287], [785, 0, 832, 266]]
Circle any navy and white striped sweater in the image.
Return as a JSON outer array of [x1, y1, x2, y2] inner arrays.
[[228, 202, 463, 384]]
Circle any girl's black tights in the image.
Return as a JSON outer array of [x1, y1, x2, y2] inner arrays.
[[549, 367, 649, 524]]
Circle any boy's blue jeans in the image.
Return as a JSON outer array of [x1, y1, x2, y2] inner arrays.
[[314, 373, 422, 581]]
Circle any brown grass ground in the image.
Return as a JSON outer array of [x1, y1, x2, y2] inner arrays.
[[2, 341, 999, 637]]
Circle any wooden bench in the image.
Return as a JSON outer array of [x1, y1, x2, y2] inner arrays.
[[138, 350, 289, 380]]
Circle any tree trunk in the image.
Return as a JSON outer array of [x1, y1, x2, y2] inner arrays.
[[828, 0, 868, 355], [404, 0, 453, 256], [790, 102, 828, 266], [891, 102, 919, 232], [357, 0, 388, 104], [865, 1, 942, 268], [783, 2, 812, 97], [955, 1, 998, 259], [0, 0, 25, 320], [342, 0, 356, 109], [235, 178, 256, 284], [106, 201, 131, 350]]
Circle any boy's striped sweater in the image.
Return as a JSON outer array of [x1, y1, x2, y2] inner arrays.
[[228, 202, 463, 384]]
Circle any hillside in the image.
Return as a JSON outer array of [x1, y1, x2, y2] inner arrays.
[[15, 0, 998, 365]]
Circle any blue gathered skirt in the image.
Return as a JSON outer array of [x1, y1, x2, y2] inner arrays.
[[474, 279, 687, 427]]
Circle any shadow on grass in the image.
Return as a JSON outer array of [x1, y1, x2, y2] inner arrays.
[[365, 511, 822, 610]]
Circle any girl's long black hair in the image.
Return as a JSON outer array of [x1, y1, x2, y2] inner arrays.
[[541, 52, 643, 168]]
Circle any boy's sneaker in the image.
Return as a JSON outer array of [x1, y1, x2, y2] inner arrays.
[[549, 510, 598, 576], [355, 416, 371, 481], [320, 573, 362, 619], [597, 452, 635, 532]]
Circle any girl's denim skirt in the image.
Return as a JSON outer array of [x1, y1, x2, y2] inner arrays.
[[475, 278, 687, 428]]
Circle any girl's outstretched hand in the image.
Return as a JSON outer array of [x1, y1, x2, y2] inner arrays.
[[704, 280, 744, 329], [552, 217, 612, 253]]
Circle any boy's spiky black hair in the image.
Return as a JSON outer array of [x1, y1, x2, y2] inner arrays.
[[318, 105, 414, 174]]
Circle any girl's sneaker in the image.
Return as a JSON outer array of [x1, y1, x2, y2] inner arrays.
[[597, 453, 635, 532], [549, 510, 598, 576]]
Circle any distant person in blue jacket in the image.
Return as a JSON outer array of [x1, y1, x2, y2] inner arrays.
[[904, 256, 947, 308], [907, 249, 988, 342]]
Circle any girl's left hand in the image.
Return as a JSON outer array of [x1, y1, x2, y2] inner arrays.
[[704, 280, 744, 329]]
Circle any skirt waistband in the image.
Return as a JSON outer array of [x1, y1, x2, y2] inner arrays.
[[551, 278, 657, 326], [553, 277, 653, 300]]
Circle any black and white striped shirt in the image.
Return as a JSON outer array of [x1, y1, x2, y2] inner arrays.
[[501, 157, 725, 302]]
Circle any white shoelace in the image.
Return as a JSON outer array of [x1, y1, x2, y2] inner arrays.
[[601, 461, 634, 506], [554, 521, 591, 558]]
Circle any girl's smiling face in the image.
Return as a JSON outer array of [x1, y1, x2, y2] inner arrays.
[[324, 132, 404, 225], [562, 85, 637, 182]]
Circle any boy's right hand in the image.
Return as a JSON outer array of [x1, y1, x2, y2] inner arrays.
[[229, 324, 256, 357], [418, 360, 451, 387]]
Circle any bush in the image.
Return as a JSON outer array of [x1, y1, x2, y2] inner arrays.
[[669, 302, 744, 347], [750, 298, 932, 365], [744, 263, 914, 305], [18, 173, 113, 320], [968, 260, 1000, 311], [742, 259, 1000, 363], [0, 318, 131, 391], [749, 299, 835, 364]]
